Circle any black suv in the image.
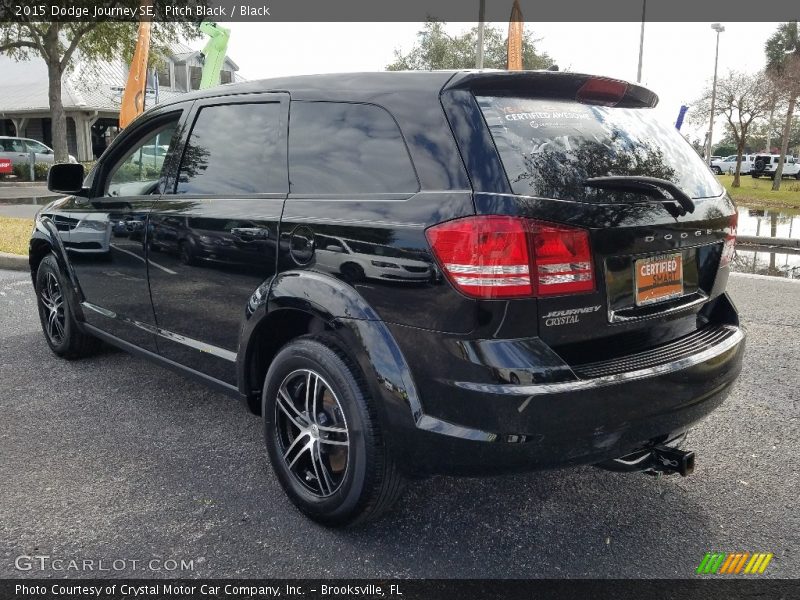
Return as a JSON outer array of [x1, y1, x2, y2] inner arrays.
[[31, 71, 744, 526]]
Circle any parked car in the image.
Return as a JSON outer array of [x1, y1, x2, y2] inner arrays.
[[710, 154, 754, 175], [31, 71, 745, 526], [132, 144, 170, 170], [314, 234, 433, 283], [0, 136, 78, 165], [750, 154, 800, 179], [37, 199, 111, 255]]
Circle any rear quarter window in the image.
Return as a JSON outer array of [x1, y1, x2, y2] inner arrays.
[[477, 96, 723, 202], [289, 101, 418, 195]]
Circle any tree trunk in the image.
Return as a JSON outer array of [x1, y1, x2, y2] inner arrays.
[[733, 140, 745, 188], [772, 91, 797, 192], [44, 26, 69, 163]]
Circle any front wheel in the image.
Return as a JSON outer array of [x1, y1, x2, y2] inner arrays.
[[35, 254, 101, 358], [262, 334, 405, 527]]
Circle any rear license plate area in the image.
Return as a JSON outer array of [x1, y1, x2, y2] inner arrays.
[[634, 253, 683, 306]]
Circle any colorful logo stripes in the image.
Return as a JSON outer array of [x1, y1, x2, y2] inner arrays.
[[696, 552, 773, 575]]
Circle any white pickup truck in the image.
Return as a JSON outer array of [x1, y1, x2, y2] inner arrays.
[[750, 154, 800, 179]]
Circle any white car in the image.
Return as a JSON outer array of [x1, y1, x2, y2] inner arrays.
[[710, 154, 754, 175], [0, 136, 78, 165], [315, 234, 433, 283], [39, 199, 112, 255], [750, 154, 800, 179]]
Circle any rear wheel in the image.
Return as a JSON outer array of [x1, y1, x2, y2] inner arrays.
[[263, 334, 405, 526], [712, 166, 722, 175], [340, 262, 365, 283], [35, 254, 100, 358], [179, 241, 196, 266]]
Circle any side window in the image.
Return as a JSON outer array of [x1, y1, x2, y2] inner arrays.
[[176, 102, 285, 195], [1, 138, 25, 152], [105, 117, 179, 197], [25, 140, 49, 154], [289, 102, 418, 194]]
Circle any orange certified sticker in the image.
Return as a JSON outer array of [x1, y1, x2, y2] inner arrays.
[[635, 253, 683, 306]]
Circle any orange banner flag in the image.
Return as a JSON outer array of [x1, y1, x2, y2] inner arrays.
[[507, 0, 524, 71], [119, 0, 153, 128]]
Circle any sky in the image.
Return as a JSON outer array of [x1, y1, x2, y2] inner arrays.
[[224, 21, 782, 146]]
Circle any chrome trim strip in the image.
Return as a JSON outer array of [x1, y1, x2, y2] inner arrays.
[[446, 263, 530, 275], [82, 301, 237, 362], [608, 291, 709, 323], [449, 326, 745, 398]]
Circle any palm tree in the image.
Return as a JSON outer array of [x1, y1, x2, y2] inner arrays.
[[764, 21, 800, 191]]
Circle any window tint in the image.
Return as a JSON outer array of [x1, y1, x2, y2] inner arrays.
[[289, 102, 418, 194], [106, 118, 179, 197], [1, 138, 25, 152], [176, 102, 285, 195], [477, 96, 724, 201]]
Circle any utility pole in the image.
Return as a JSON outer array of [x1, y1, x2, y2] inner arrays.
[[705, 23, 725, 162], [476, 0, 485, 68], [636, 0, 646, 83]]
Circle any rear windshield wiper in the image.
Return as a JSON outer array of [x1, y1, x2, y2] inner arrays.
[[583, 176, 696, 217]]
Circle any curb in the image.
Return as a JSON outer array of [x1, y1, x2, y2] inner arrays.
[[0, 181, 47, 187], [0, 252, 28, 271]]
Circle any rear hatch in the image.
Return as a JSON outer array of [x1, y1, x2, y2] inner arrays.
[[440, 72, 737, 361]]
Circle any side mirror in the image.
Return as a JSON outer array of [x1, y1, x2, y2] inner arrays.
[[48, 163, 86, 195]]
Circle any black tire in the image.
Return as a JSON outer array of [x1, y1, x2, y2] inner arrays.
[[35, 254, 101, 358], [262, 334, 405, 527], [179, 241, 196, 266], [712, 166, 722, 175], [340, 262, 365, 283]]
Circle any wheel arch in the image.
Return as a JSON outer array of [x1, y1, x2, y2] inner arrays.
[[237, 270, 421, 436], [29, 216, 86, 321]]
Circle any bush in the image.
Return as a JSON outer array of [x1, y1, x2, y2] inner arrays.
[[11, 161, 50, 181]]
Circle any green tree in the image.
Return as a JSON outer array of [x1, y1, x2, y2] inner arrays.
[[0, 4, 197, 162], [386, 20, 553, 71], [764, 21, 800, 190], [690, 70, 772, 187]]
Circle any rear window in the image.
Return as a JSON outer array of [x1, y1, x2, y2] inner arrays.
[[477, 96, 723, 201]]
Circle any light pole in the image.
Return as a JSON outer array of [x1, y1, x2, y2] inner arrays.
[[705, 23, 725, 162], [636, 0, 646, 83], [476, 0, 485, 68]]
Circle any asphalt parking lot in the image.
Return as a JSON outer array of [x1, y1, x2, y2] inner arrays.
[[1, 268, 798, 579]]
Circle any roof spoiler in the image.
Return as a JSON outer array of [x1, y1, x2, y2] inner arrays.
[[443, 71, 658, 109]]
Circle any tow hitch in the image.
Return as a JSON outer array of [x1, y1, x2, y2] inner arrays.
[[650, 445, 695, 477], [596, 443, 696, 476]]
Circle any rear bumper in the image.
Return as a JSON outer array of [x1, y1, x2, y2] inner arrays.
[[386, 306, 745, 476]]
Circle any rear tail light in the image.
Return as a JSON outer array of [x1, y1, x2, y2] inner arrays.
[[720, 212, 738, 268], [425, 216, 595, 299]]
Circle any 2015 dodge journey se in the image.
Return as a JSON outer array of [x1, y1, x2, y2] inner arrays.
[[31, 71, 745, 526]]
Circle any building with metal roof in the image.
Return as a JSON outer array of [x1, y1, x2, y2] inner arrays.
[[0, 43, 240, 161]]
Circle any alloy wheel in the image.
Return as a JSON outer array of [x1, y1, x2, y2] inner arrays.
[[274, 369, 350, 498], [39, 272, 66, 344]]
